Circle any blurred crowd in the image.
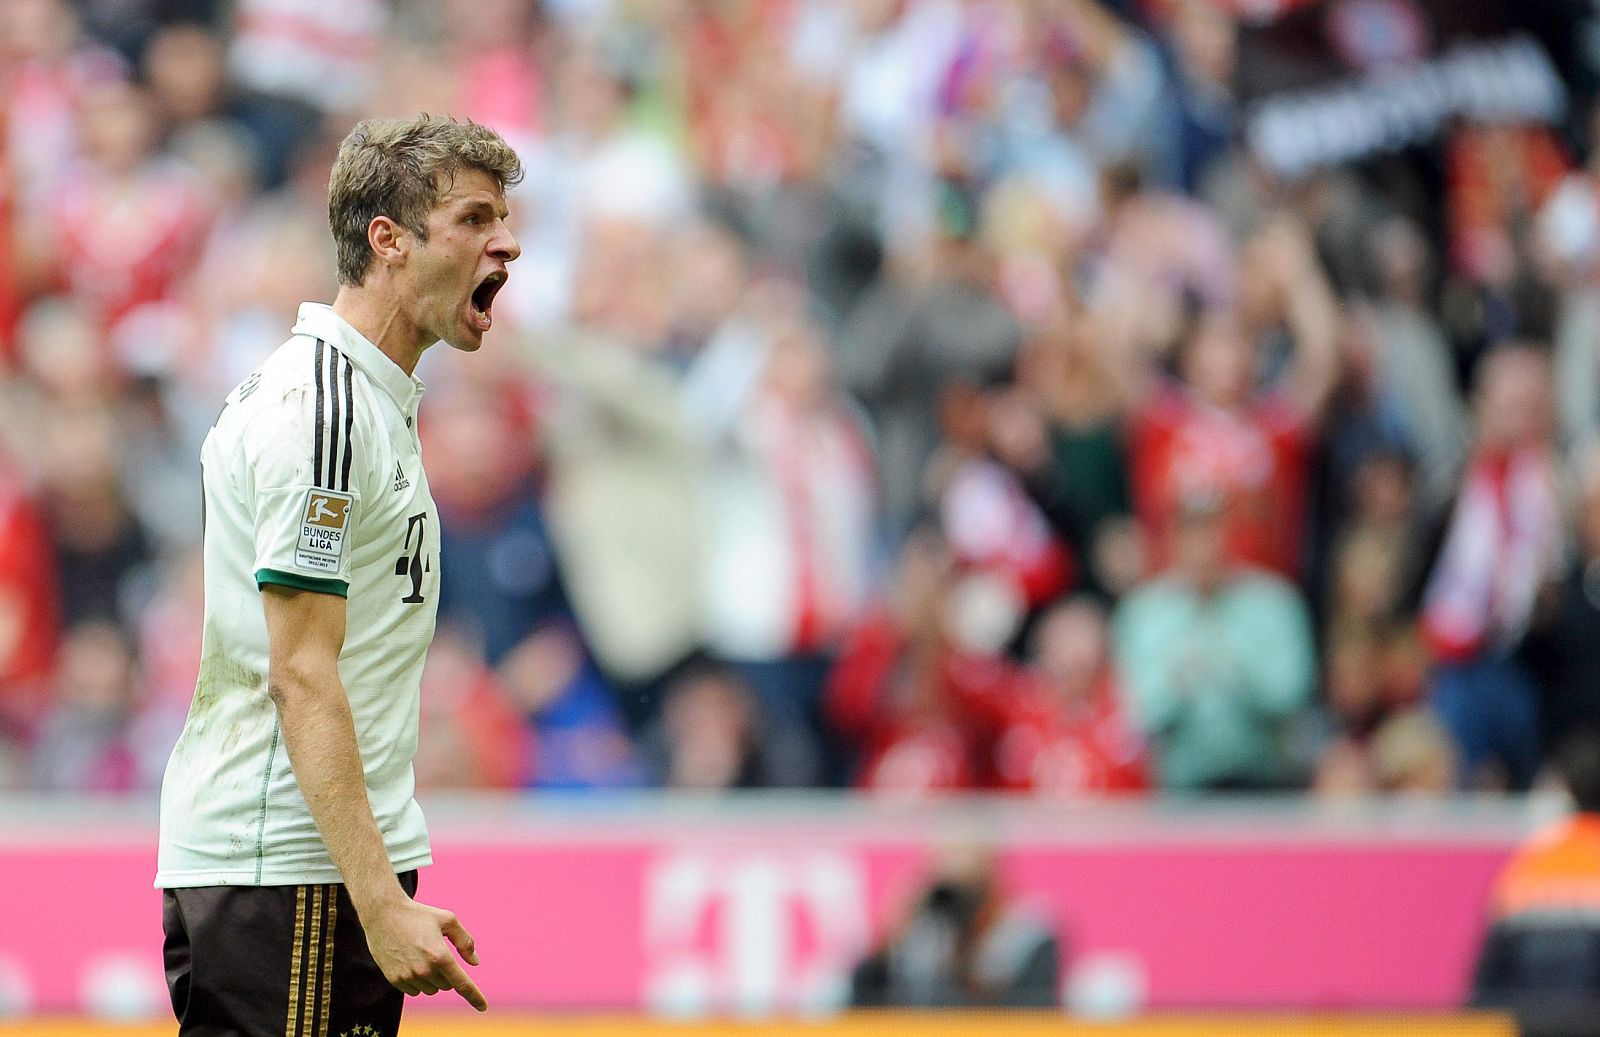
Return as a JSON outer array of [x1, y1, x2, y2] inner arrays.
[[4, 0, 1600, 799]]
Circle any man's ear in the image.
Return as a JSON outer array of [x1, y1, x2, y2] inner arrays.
[[367, 216, 410, 269]]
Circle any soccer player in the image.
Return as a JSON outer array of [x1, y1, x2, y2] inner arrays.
[[155, 115, 521, 1037]]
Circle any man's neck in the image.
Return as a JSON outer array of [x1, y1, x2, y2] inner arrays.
[[331, 284, 431, 377]]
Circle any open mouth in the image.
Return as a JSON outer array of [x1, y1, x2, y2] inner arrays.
[[470, 271, 507, 331]]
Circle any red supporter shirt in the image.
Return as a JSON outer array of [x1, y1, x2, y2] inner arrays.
[[0, 483, 59, 722], [1131, 386, 1310, 579], [826, 608, 999, 794], [990, 674, 1150, 795], [857, 720, 975, 795], [46, 160, 212, 332]]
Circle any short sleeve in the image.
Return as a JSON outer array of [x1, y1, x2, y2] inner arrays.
[[243, 353, 362, 598]]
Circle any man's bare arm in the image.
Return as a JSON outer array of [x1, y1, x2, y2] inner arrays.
[[262, 584, 487, 1011], [1270, 216, 1341, 422]]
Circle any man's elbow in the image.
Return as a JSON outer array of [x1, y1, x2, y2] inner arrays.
[[267, 658, 337, 711], [267, 672, 304, 712]]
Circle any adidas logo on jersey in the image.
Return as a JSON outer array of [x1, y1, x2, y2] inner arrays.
[[394, 462, 410, 493]]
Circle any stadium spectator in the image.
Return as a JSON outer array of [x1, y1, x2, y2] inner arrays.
[[839, 178, 1020, 536], [130, 548, 203, 786], [826, 529, 1006, 796], [1112, 488, 1316, 792], [849, 847, 1060, 1008], [414, 627, 529, 791], [140, 23, 241, 142], [1125, 215, 1338, 582], [31, 620, 139, 792], [991, 597, 1149, 796], [1470, 730, 1600, 1036], [931, 378, 1073, 618], [695, 284, 877, 787], [224, 0, 388, 185], [424, 376, 565, 664], [518, 217, 707, 729], [24, 79, 213, 342], [0, 0, 127, 216], [1149, 0, 1238, 194], [986, 295, 1135, 600], [645, 663, 789, 792], [1420, 344, 1563, 791], [1542, 101, 1600, 458], [497, 623, 646, 791], [1527, 448, 1600, 755], [1361, 219, 1470, 511], [38, 399, 154, 629]]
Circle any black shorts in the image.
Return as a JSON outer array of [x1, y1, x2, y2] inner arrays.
[[162, 871, 419, 1037]]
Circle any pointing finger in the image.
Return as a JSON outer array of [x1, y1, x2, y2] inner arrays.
[[442, 958, 488, 1012]]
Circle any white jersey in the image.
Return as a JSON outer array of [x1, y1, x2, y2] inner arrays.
[[157, 303, 440, 888]]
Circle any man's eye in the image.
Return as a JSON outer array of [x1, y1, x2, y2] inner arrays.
[[464, 214, 479, 225]]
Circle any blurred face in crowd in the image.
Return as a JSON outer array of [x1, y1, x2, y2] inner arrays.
[[1171, 0, 1237, 87], [1336, 305, 1379, 395], [1351, 453, 1413, 527], [763, 320, 831, 411], [1370, 218, 1430, 306], [671, 224, 748, 336], [1050, 65, 1092, 129], [1180, 314, 1253, 409], [1325, 638, 1381, 727], [18, 299, 107, 400], [42, 403, 119, 499], [1474, 346, 1552, 451], [1030, 599, 1109, 705], [1372, 712, 1456, 796], [556, 55, 625, 137], [573, 218, 669, 346], [1175, 499, 1230, 593], [446, 0, 534, 47], [893, 529, 957, 636], [79, 82, 158, 177], [56, 623, 136, 717], [662, 673, 754, 791], [414, 627, 491, 790], [142, 24, 226, 124], [0, 0, 76, 61]]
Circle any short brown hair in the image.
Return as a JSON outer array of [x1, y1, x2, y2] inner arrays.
[[328, 114, 524, 286]]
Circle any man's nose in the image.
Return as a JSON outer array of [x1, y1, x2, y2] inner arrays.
[[490, 223, 521, 264]]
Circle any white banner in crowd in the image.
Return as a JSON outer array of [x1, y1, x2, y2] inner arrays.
[[1248, 34, 1567, 176]]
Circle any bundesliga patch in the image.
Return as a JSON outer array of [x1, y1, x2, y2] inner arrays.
[[295, 489, 353, 573]]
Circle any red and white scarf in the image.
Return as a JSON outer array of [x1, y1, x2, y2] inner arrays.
[[1422, 447, 1562, 661]]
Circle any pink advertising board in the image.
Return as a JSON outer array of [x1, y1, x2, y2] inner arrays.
[[0, 798, 1533, 1017]]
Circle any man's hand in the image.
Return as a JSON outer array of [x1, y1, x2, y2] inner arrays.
[[362, 898, 488, 1012]]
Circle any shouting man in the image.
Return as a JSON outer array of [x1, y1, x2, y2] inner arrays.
[[156, 114, 521, 1036]]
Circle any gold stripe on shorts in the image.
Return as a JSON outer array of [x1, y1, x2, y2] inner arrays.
[[318, 885, 337, 1037], [301, 885, 325, 1037], [284, 885, 307, 1037]]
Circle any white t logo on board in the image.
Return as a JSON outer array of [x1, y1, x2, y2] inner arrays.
[[642, 850, 868, 1016]]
